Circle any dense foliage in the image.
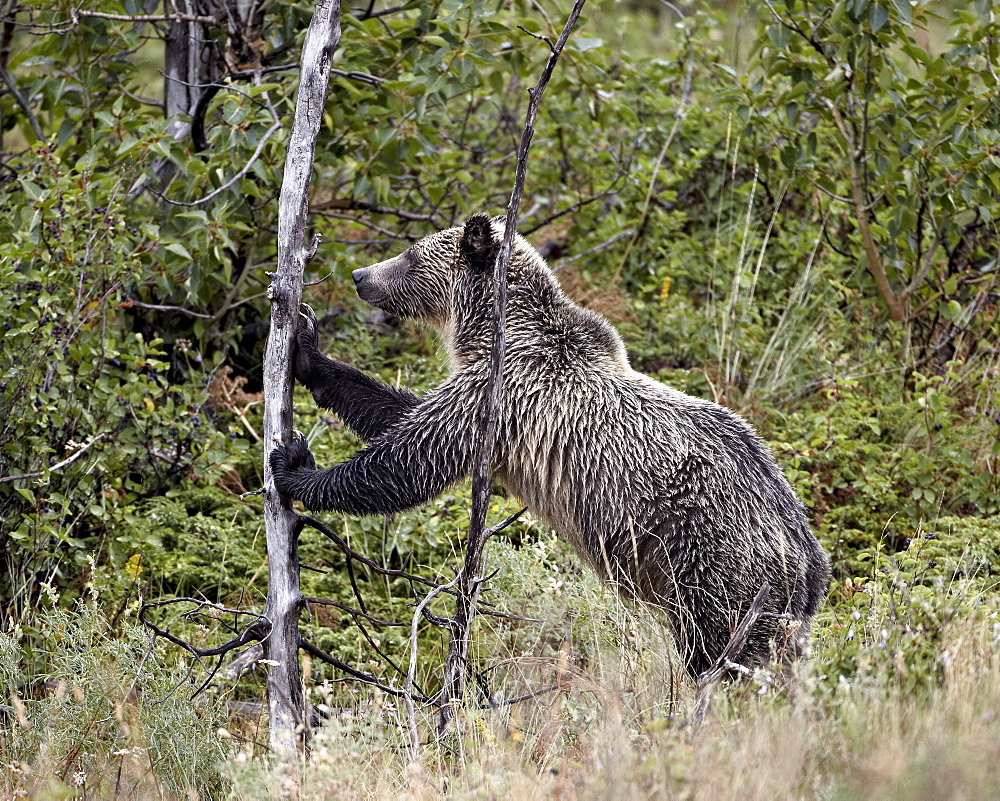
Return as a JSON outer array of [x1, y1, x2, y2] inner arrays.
[[1, 0, 998, 796]]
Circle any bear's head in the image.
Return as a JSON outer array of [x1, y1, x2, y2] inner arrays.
[[349, 213, 511, 327]]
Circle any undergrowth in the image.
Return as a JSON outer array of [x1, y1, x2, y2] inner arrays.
[[4, 526, 1000, 798]]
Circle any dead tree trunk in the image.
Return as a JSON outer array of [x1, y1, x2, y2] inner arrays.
[[159, 1, 216, 185], [438, 0, 588, 730], [262, 0, 342, 757]]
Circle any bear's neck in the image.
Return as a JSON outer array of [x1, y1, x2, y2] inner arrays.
[[442, 282, 630, 375]]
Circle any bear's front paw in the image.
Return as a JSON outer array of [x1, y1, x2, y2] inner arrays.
[[269, 433, 317, 499], [295, 304, 322, 383]]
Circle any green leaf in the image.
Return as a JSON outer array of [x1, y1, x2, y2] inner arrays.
[[574, 37, 603, 52], [869, 4, 889, 32], [938, 300, 963, 321], [164, 243, 193, 260], [22, 181, 44, 201]]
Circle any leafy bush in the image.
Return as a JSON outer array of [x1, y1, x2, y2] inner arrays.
[[1, 597, 229, 798], [0, 154, 241, 619]]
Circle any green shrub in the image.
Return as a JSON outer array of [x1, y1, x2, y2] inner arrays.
[[1, 597, 229, 798]]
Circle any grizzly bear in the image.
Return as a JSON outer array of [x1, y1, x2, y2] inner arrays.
[[270, 213, 830, 678]]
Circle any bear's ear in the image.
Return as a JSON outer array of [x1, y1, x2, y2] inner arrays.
[[460, 212, 499, 269]]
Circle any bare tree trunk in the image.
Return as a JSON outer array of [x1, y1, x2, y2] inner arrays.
[[164, 2, 200, 140], [160, 1, 216, 184], [261, 0, 342, 757]]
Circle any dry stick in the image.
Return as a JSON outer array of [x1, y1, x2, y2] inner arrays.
[[690, 582, 774, 727], [72, 9, 216, 24], [406, 572, 462, 756], [262, 0, 342, 757], [0, 433, 105, 483], [160, 120, 282, 207], [139, 598, 270, 660], [300, 514, 530, 624], [298, 636, 419, 700], [437, 0, 589, 732]]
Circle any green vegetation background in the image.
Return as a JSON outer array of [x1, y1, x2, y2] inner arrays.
[[1, 0, 998, 797]]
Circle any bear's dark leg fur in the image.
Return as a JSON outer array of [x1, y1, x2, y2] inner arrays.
[[294, 305, 420, 443], [270, 379, 478, 516]]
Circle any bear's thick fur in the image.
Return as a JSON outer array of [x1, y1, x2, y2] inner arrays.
[[271, 213, 830, 678]]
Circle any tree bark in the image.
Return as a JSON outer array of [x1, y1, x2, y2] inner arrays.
[[262, 0, 342, 757], [163, 0, 213, 142]]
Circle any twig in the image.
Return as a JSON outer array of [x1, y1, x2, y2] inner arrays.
[[759, 0, 833, 64], [359, 4, 409, 20], [73, 9, 216, 24], [303, 596, 402, 628], [300, 514, 451, 592], [488, 682, 559, 708], [406, 572, 461, 756], [330, 68, 383, 86], [123, 300, 214, 319], [157, 120, 282, 207], [139, 598, 270, 660], [298, 636, 419, 700], [311, 197, 440, 222], [311, 209, 419, 239], [801, 172, 854, 205], [0, 433, 106, 483], [0, 63, 44, 141], [9, 8, 216, 33], [518, 161, 629, 235], [553, 229, 634, 272], [518, 25, 554, 53], [299, 514, 516, 622], [303, 270, 335, 287], [485, 506, 529, 538], [903, 227, 944, 297], [439, 0, 588, 731]]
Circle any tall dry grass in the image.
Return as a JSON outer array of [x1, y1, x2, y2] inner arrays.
[[5, 540, 999, 800], [223, 538, 1000, 800]]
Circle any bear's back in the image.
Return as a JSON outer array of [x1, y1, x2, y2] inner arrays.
[[494, 293, 821, 606]]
